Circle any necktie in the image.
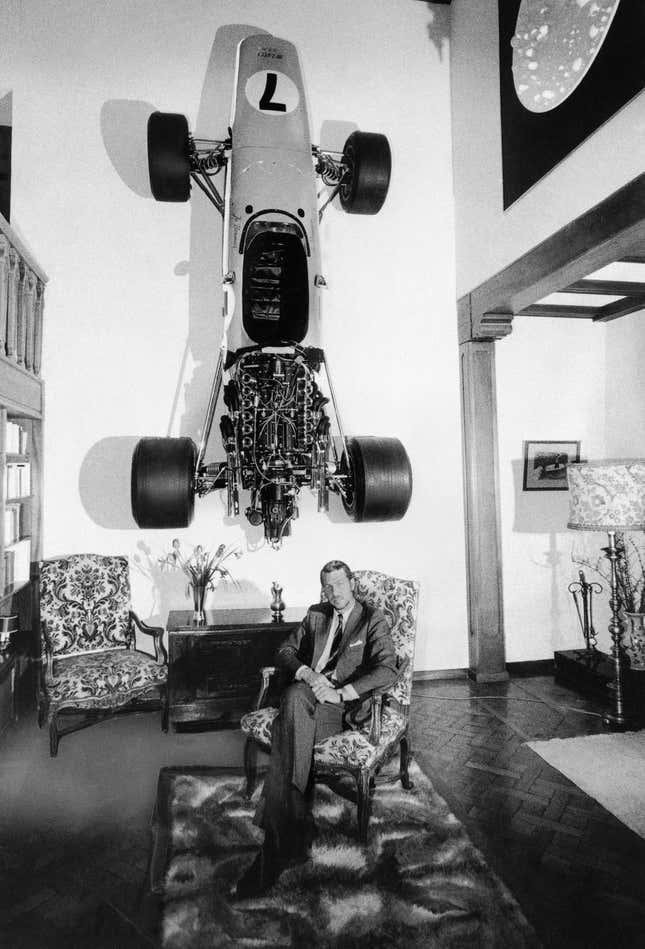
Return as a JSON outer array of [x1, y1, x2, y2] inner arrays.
[[322, 613, 344, 675]]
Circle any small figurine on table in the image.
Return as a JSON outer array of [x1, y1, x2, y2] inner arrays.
[[270, 582, 285, 622]]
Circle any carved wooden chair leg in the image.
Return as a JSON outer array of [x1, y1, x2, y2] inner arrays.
[[399, 733, 413, 789], [244, 738, 259, 798], [356, 769, 372, 842], [49, 716, 59, 757]]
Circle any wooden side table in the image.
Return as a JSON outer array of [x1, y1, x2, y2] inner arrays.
[[166, 607, 303, 730], [0, 648, 17, 733]]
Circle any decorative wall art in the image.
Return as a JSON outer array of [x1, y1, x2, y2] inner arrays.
[[522, 440, 580, 492], [499, 0, 645, 208]]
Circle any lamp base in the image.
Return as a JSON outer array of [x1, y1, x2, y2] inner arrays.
[[554, 649, 645, 728], [601, 709, 632, 729]]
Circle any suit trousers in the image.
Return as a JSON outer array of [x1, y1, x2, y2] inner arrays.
[[255, 681, 344, 859]]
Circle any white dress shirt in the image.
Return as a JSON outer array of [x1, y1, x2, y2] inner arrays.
[[296, 601, 360, 701]]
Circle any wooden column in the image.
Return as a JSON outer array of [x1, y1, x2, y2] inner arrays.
[[5, 247, 18, 360], [33, 280, 44, 376], [458, 299, 513, 682], [24, 269, 36, 372], [16, 261, 32, 367]]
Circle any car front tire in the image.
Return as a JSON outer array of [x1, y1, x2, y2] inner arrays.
[[341, 436, 412, 521], [339, 131, 391, 215], [147, 111, 191, 202], [131, 436, 196, 528]]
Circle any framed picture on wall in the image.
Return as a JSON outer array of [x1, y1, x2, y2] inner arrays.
[[522, 440, 580, 492], [498, 0, 645, 208]]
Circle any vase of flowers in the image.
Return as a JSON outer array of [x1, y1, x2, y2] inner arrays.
[[159, 539, 242, 623], [573, 533, 645, 669]]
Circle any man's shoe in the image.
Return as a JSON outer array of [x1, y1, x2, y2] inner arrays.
[[233, 848, 281, 900]]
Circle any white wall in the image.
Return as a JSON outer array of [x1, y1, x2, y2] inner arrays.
[[606, 313, 645, 458], [496, 317, 611, 658], [1, 0, 466, 671]]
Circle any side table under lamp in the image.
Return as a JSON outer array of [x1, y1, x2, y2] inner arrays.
[[567, 459, 645, 729]]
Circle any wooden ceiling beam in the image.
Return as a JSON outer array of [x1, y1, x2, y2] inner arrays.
[[518, 304, 598, 319], [458, 170, 645, 341], [593, 294, 645, 323], [563, 279, 645, 296]]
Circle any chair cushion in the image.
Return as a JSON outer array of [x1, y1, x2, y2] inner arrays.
[[39, 554, 132, 658], [240, 706, 277, 746], [240, 704, 407, 771], [44, 648, 166, 712]]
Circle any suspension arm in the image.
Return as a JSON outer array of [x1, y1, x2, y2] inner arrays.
[[196, 350, 224, 471]]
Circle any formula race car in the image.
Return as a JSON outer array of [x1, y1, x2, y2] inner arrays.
[[131, 32, 412, 546]]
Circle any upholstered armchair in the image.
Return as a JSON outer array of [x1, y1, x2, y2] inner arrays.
[[37, 554, 168, 756], [240, 570, 420, 840]]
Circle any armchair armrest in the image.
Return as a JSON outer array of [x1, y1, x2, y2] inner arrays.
[[41, 621, 54, 682], [129, 611, 167, 665], [370, 656, 411, 698], [253, 666, 277, 711], [364, 657, 411, 746]]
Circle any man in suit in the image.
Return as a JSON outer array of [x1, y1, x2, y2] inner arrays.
[[235, 559, 397, 897]]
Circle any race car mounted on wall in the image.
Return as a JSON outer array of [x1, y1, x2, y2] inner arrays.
[[131, 32, 412, 547]]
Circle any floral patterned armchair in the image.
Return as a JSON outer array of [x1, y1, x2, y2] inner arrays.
[[37, 554, 168, 756], [240, 570, 420, 840]]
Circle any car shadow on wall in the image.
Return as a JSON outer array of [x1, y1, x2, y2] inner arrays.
[[91, 25, 266, 536]]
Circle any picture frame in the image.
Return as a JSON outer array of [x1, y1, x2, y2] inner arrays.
[[522, 440, 580, 492], [498, 0, 645, 208]]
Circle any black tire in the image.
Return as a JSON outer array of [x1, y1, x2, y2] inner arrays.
[[131, 437, 196, 528], [147, 112, 191, 202], [341, 436, 412, 522], [339, 131, 391, 214]]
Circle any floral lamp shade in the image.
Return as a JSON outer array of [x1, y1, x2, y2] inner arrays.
[[567, 460, 645, 532]]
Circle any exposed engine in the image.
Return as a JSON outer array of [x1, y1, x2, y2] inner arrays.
[[220, 348, 331, 545]]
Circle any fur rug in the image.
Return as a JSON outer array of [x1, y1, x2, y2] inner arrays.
[[151, 761, 540, 948]]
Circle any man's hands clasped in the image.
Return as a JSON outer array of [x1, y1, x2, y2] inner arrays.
[[301, 669, 342, 704]]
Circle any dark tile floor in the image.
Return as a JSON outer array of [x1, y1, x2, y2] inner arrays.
[[1, 672, 644, 947]]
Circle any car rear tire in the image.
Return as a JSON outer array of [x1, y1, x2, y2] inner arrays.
[[341, 436, 412, 521], [131, 437, 196, 528], [339, 131, 391, 215], [147, 112, 191, 202]]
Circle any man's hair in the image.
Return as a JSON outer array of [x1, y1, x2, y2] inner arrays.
[[320, 560, 353, 586]]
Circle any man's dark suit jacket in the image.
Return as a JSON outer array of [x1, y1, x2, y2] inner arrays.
[[275, 599, 398, 713]]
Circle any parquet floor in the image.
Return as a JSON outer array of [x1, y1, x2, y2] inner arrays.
[[411, 676, 645, 949], [0, 672, 644, 947]]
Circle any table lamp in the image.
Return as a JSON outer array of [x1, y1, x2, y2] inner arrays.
[[567, 460, 645, 728]]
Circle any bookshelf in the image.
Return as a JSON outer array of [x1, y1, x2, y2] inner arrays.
[[0, 405, 42, 602], [1, 411, 39, 595], [0, 216, 46, 732]]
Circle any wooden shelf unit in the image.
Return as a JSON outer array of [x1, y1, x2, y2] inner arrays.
[[0, 214, 46, 665]]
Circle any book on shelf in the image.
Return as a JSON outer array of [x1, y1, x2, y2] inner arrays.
[[18, 463, 30, 497], [3, 505, 19, 545], [4, 462, 30, 499], [9, 538, 30, 585], [4, 422, 28, 456], [3, 549, 14, 589], [5, 421, 20, 454]]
